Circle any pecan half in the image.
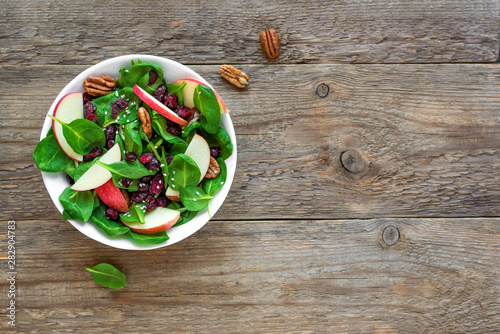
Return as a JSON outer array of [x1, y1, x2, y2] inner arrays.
[[219, 64, 249, 88], [205, 156, 220, 179], [260, 29, 280, 59], [83, 75, 116, 97], [138, 107, 152, 139]]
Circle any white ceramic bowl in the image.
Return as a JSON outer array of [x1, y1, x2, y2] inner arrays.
[[40, 55, 237, 250]]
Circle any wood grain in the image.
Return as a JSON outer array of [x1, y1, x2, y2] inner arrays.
[[1, 64, 500, 221], [0, 0, 499, 65], [0, 217, 498, 333]]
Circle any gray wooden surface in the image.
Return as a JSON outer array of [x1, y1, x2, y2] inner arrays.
[[1, 0, 500, 333]]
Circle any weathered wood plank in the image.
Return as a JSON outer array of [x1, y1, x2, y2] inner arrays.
[[1, 64, 500, 220], [0, 218, 499, 333], [0, 0, 499, 65]]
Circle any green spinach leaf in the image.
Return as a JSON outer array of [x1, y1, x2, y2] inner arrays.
[[33, 134, 72, 172], [120, 203, 146, 225], [173, 209, 199, 227], [151, 113, 186, 144], [58, 186, 94, 222], [202, 157, 227, 196], [125, 230, 169, 245], [180, 186, 213, 211], [85, 263, 127, 289], [97, 160, 155, 179], [50, 117, 106, 155], [167, 154, 201, 191], [193, 84, 220, 134], [117, 61, 164, 93], [73, 160, 95, 182], [166, 82, 186, 106], [90, 203, 130, 237]]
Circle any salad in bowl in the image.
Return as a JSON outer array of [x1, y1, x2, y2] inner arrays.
[[33, 55, 236, 250]]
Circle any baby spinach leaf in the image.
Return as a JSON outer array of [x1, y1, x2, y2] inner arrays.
[[180, 186, 213, 211], [97, 160, 155, 179], [50, 116, 106, 155], [62, 210, 75, 220], [166, 82, 186, 106], [167, 154, 201, 191], [64, 161, 78, 179], [73, 160, 95, 182], [160, 147, 169, 188], [202, 157, 227, 196], [112, 174, 139, 192], [125, 230, 169, 245], [194, 84, 220, 134], [151, 114, 186, 144], [93, 87, 141, 127], [181, 121, 200, 139], [90, 203, 130, 238], [202, 127, 233, 160], [120, 203, 146, 225], [173, 209, 199, 227], [169, 141, 188, 155], [117, 62, 164, 93], [122, 122, 143, 156], [58, 186, 94, 222], [33, 134, 72, 172], [85, 263, 127, 290]]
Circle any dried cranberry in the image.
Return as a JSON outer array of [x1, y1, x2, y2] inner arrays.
[[86, 113, 99, 123], [139, 153, 154, 164], [83, 102, 97, 119], [104, 124, 117, 141], [210, 146, 220, 158], [166, 124, 182, 136], [137, 182, 149, 192], [152, 84, 167, 102], [107, 139, 115, 149], [140, 175, 153, 183], [166, 155, 174, 165], [105, 207, 119, 220], [148, 70, 158, 86], [131, 191, 148, 203], [111, 98, 128, 119], [145, 196, 158, 212], [83, 146, 103, 162], [156, 196, 170, 207], [150, 173, 164, 194], [122, 178, 133, 188], [125, 152, 137, 162], [146, 157, 161, 170], [66, 174, 74, 185], [165, 93, 178, 110], [82, 92, 95, 105], [176, 106, 193, 120]]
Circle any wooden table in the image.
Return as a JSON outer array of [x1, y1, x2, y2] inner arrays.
[[1, 1, 500, 333]]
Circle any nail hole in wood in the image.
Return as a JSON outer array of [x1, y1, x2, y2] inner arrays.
[[340, 150, 365, 173], [316, 83, 329, 98], [382, 226, 400, 246]]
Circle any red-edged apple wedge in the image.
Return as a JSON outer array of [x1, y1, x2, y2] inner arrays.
[[121, 207, 180, 234], [132, 84, 187, 126], [52, 92, 84, 161], [95, 179, 129, 212], [71, 143, 121, 191], [165, 133, 211, 199], [172, 78, 228, 114]]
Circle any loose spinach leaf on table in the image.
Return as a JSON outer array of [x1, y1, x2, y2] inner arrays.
[[125, 230, 169, 245], [58, 186, 94, 222], [202, 157, 227, 196], [85, 263, 127, 290], [117, 61, 164, 93], [193, 84, 220, 134], [97, 160, 155, 179], [50, 117, 106, 155], [33, 134, 72, 172], [90, 203, 130, 238], [167, 154, 201, 191], [180, 186, 213, 211]]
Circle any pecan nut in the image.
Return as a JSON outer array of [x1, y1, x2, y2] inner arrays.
[[83, 75, 116, 97], [138, 107, 152, 139], [260, 29, 280, 59], [205, 156, 221, 179], [219, 64, 249, 88]]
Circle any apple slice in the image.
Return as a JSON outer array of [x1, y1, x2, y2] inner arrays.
[[172, 78, 228, 114], [121, 207, 180, 234], [52, 92, 84, 161], [71, 143, 121, 191], [132, 84, 187, 126], [95, 179, 129, 212]]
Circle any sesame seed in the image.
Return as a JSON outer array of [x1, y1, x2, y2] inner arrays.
[[193, 198, 197, 201]]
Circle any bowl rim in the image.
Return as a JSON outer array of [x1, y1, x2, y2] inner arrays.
[[40, 54, 237, 250]]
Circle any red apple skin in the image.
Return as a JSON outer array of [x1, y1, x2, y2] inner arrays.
[[172, 78, 228, 114], [132, 84, 187, 126], [95, 179, 129, 212], [52, 92, 84, 161]]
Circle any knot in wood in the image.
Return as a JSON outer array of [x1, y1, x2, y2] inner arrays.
[[340, 150, 365, 173], [316, 83, 329, 98], [382, 225, 399, 246]]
